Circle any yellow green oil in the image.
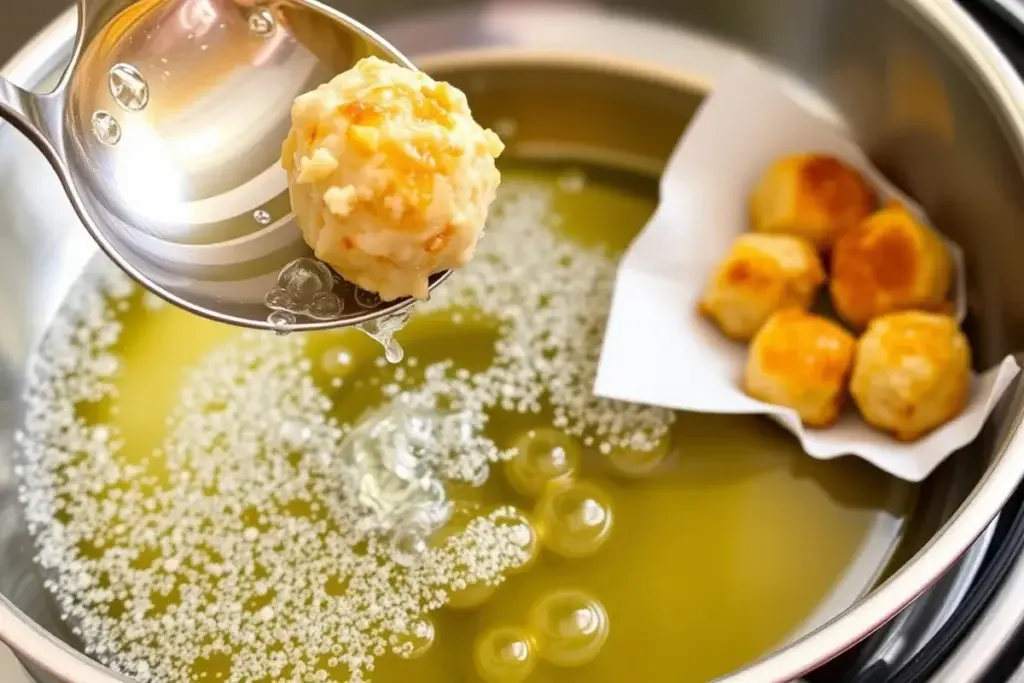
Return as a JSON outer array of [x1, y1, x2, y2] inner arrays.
[[66, 161, 912, 683]]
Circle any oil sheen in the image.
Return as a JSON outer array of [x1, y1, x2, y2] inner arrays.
[[17, 161, 912, 683]]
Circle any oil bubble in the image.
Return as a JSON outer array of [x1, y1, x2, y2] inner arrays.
[[505, 428, 581, 498], [491, 507, 539, 574], [108, 64, 149, 112], [282, 258, 333, 299], [264, 288, 290, 310], [92, 111, 122, 146], [473, 626, 537, 683], [308, 292, 344, 320], [605, 433, 672, 478], [534, 480, 613, 559], [393, 617, 435, 659], [391, 526, 428, 567], [529, 589, 609, 667], [355, 288, 382, 309], [267, 310, 295, 333], [248, 7, 276, 36], [264, 258, 339, 321]]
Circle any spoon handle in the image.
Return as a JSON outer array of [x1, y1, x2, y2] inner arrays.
[[0, 80, 59, 153]]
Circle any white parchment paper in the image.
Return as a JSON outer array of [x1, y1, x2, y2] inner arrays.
[[594, 57, 1020, 482]]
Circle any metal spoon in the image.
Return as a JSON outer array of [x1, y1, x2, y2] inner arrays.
[[0, 0, 450, 332]]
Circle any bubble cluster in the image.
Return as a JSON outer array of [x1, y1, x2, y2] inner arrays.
[[16, 267, 531, 682], [420, 180, 673, 453], [17, 178, 672, 682], [492, 507, 540, 574], [335, 402, 464, 565], [391, 617, 435, 659], [265, 257, 345, 321]]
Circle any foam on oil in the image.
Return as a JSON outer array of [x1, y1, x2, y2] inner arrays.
[[17, 162, 912, 683]]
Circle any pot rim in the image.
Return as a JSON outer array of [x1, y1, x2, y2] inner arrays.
[[2, 2, 1024, 682]]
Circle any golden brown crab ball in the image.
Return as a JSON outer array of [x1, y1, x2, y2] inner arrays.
[[744, 309, 857, 427], [699, 233, 826, 341], [829, 204, 952, 329], [850, 311, 971, 441], [748, 153, 877, 250]]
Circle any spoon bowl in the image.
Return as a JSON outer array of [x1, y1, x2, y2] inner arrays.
[[0, 0, 450, 331]]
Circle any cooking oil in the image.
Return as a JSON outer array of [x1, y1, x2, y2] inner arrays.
[[17, 161, 912, 683]]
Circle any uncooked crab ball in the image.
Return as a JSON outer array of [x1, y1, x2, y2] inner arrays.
[[281, 56, 505, 301]]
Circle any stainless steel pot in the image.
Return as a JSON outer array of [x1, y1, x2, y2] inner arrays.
[[4, 1, 1024, 682]]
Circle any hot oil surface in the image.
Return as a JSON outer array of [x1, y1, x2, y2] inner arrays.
[[21, 162, 911, 683]]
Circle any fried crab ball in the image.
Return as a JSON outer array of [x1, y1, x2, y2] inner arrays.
[[830, 204, 952, 329], [850, 311, 971, 441], [281, 56, 505, 301], [748, 153, 877, 250], [744, 309, 857, 428], [699, 233, 826, 341]]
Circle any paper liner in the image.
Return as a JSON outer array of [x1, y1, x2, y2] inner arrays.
[[594, 57, 1020, 482]]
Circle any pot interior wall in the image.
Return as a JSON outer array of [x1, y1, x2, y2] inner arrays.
[[0, 0, 1023, 681]]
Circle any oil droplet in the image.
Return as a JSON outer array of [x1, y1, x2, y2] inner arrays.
[[92, 111, 122, 146], [248, 8, 276, 36], [473, 626, 537, 683], [253, 209, 271, 225], [534, 480, 613, 559], [357, 307, 413, 365], [528, 589, 609, 667], [384, 338, 404, 364], [108, 63, 149, 112], [505, 428, 581, 498]]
